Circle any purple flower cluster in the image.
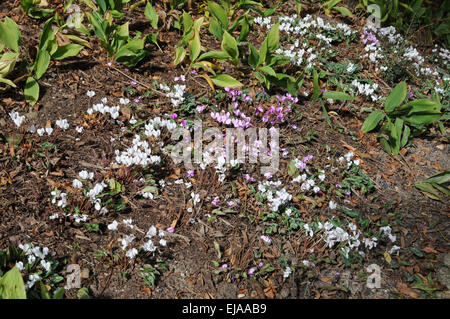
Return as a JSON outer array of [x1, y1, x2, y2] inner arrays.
[[361, 30, 378, 45], [295, 154, 313, 170], [210, 109, 252, 128], [224, 87, 252, 103]]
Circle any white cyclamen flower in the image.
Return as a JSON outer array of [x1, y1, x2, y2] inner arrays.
[[107, 220, 118, 231]]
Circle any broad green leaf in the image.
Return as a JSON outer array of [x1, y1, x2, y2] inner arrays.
[[385, 81, 406, 112], [257, 65, 276, 77], [266, 23, 279, 51], [401, 124, 410, 147], [325, 0, 342, 9], [221, 30, 238, 60], [182, 11, 193, 35], [0, 77, 16, 87], [426, 170, 450, 184], [144, 1, 158, 29], [248, 43, 259, 69], [38, 17, 55, 51], [189, 27, 201, 63], [378, 136, 392, 154], [257, 38, 268, 67], [322, 91, 357, 101], [208, 1, 228, 29], [287, 160, 299, 178], [334, 6, 353, 17], [0, 267, 26, 299], [210, 74, 243, 88], [173, 46, 186, 66], [65, 35, 91, 49], [361, 110, 385, 132], [52, 44, 83, 60], [208, 17, 223, 40], [40, 281, 51, 299], [53, 287, 65, 299], [404, 112, 442, 126], [24, 76, 39, 105], [0, 17, 21, 52], [312, 68, 321, 101], [198, 50, 230, 61], [0, 52, 19, 77], [34, 50, 50, 80]]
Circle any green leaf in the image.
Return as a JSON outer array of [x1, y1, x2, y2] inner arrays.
[[173, 46, 186, 66], [38, 17, 55, 52], [76, 287, 90, 299], [333, 6, 353, 17], [221, 30, 238, 60], [34, 49, 50, 79], [144, 1, 158, 29], [0, 267, 26, 299], [257, 38, 268, 67], [52, 44, 83, 60], [325, 0, 342, 9], [426, 170, 450, 184], [208, 1, 228, 29], [53, 287, 65, 299], [322, 91, 357, 101], [65, 35, 92, 49], [410, 247, 424, 258], [210, 74, 243, 88], [342, 207, 359, 218], [182, 11, 193, 34], [198, 50, 230, 61], [24, 76, 39, 105], [287, 160, 299, 178], [208, 17, 223, 41], [266, 23, 279, 51], [385, 81, 406, 112], [40, 281, 51, 299], [257, 65, 276, 77], [361, 110, 385, 132], [248, 43, 259, 69], [401, 124, 410, 147], [378, 136, 392, 154], [189, 19, 203, 63], [312, 68, 321, 101], [403, 112, 442, 126], [0, 17, 21, 52]]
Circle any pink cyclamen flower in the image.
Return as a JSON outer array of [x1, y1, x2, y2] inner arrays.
[[170, 113, 178, 119], [221, 264, 228, 270], [408, 92, 414, 98], [167, 227, 175, 233], [181, 120, 187, 126], [186, 170, 194, 178], [248, 268, 256, 275], [260, 235, 272, 244], [212, 197, 220, 205]]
